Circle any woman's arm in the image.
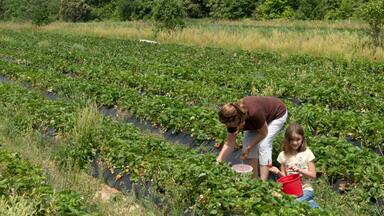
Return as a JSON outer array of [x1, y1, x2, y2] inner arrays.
[[269, 165, 286, 177], [216, 132, 237, 162], [244, 123, 268, 154]]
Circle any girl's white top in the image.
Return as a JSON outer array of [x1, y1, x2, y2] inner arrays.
[[277, 148, 315, 191]]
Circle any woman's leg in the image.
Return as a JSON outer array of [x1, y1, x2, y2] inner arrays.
[[243, 131, 259, 178], [258, 111, 288, 180]]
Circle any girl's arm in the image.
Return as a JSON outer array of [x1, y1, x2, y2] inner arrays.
[[280, 164, 287, 177], [297, 161, 316, 179]]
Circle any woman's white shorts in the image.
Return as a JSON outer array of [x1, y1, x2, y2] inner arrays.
[[242, 111, 288, 165]]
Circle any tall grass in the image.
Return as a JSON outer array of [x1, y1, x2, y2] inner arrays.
[[0, 20, 382, 61], [0, 195, 36, 216]]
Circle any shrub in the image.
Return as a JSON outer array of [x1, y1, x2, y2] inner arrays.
[[59, 0, 92, 22], [359, 0, 384, 48], [90, 1, 119, 20], [30, 0, 51, 25], [253, 0, 294, 20], [0, 0, 31, 21], [207, 0, 255, 19], [118, 0, 153, 21], [152, 0, 186, 31], [182, 0, 208, 18]]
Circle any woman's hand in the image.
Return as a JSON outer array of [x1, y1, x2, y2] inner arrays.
[[268, 166, 280, 175], [240, 148, 250, 160]]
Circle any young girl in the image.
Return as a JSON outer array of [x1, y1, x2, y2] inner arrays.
[[269, 123, 319, 208]]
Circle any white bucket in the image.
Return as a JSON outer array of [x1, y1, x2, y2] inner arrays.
[[232, 164, 253, 174]]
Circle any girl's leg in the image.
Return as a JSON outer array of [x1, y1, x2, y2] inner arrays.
[[297, 190, 314, 202], [307, 200, 320, 208], [297, 190, 320, 208]]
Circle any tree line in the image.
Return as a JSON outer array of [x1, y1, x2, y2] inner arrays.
[[0, 0, 382, 47], [0, 0, 381, 22]]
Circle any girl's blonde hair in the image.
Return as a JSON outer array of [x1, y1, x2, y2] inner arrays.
[[283, 123, 307, 155]]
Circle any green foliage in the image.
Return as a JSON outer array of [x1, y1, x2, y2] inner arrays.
[[207, 0, 256, 19], [0, 149, 95, 215], [57, 105, 103, 169], [359, 0, 384, 48], [152, 0, 186, 31], [0, 0, 31, 21], [86, 0, 114, 7], [117, 0, 153, 21], [182, 0, 209, 18], [0, 1, 4, 19], [254, 0, 295, 19], [325, 0, 362, 20], [0, 30, 383, 214], [254, 0, 367, 20], [0, 0, 60, 22], [90, 0, 119, 20], [59, 0, 92, 22], [30, 0, 51, 25]]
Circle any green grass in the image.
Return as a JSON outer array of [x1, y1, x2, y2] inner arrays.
[[314, 177, 383, 216]]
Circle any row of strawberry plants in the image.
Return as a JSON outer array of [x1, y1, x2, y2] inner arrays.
[[0, 147, 97, 215], [0, 83, 324, 215], [0, 29, 382, 114], [0, 81, 382, 211], [0, 30, 382, 148], [0, 58, 382, 148]]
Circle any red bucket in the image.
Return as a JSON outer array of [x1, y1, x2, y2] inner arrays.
[[277, 174, 303, 197]]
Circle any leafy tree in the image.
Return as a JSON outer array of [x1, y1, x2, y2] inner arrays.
[[207, 0, 256, 19], [30, 0, 50, 25], [46, 0, 61, 21], [0, 1, 4, 19], [152, 0, 186, 31], [182, 0, 209, 18], [0, 0, 31, 21], [329, 0, 364, 19], [118, 0, 153, 21], [90, 0, 119, 20], [86, 0, 113, 6], [359, 0, 384, 48], [254, 0, 294, 19], [59, 0, 92, 22]]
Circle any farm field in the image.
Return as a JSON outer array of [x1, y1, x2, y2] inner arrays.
[[0, 21, 383, 215]]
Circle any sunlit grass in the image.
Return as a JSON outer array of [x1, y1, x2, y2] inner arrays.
[[0, 20, 382, 61], [0, 194, 36, 216]]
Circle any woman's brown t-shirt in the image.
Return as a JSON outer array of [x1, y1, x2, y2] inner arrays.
[[242, 96, 286, 131]]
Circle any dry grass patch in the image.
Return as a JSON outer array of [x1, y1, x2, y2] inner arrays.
[[0, 20, 382, 61]]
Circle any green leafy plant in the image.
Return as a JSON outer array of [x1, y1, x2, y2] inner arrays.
[[359, 0, 384, 48], [152, 0, 186, 32], [59, 0, 92, 22]]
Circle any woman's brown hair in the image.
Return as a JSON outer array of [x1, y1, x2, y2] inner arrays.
[[218, 102, 245, 125], [283, 123, 307, 155]]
